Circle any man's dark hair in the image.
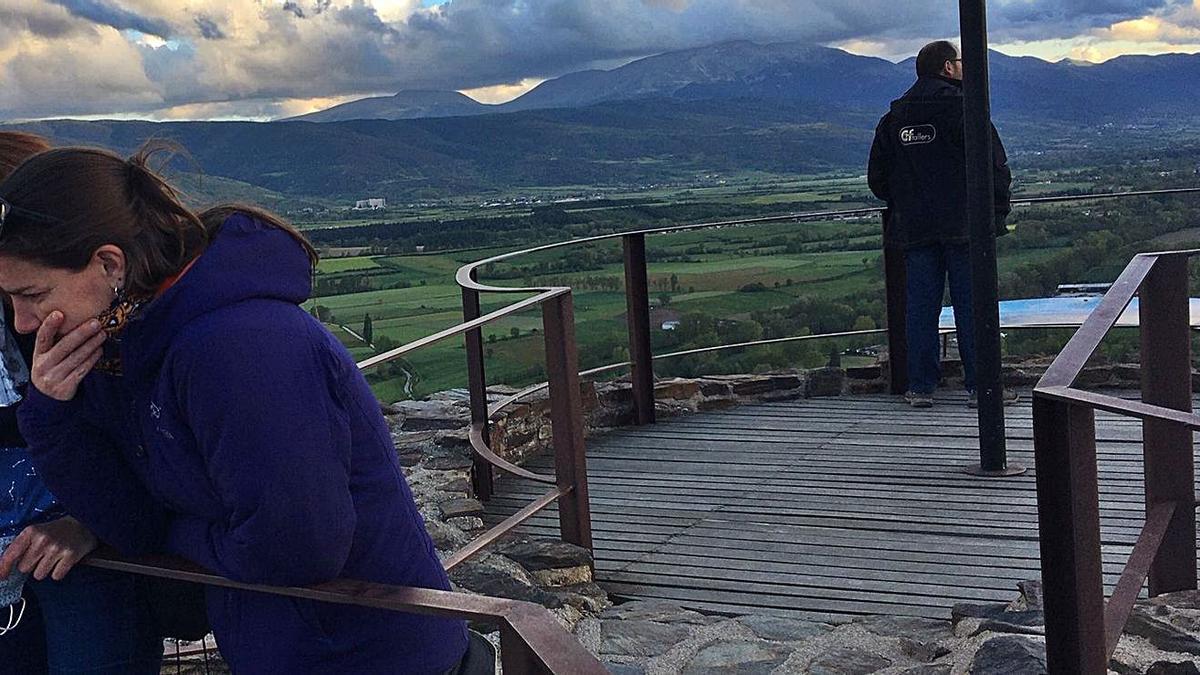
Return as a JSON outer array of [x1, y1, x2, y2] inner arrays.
[[916, 41, 959, 78]]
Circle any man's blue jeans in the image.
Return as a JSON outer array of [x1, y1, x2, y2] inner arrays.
[[0, 566, 162, 674], [905, 243, 975, 394]]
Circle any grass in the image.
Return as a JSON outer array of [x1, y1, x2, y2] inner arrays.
[[317, 256, 382, 274]]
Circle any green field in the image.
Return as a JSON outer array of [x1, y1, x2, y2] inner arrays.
[[311, 211, 1093, 402], [317, 257, 383, 274]]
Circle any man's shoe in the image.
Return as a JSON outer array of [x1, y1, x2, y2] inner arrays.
[[968, 390, 1020, 408], [904, 391, 933, 408]]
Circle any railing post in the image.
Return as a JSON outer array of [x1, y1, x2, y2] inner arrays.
[[1138, 253, 1196, 596], [883, 238, 908, 395], [623, 233, 656, 424], [500, 623, 548, 674], [462, 272, 494, 501], [541, 292, 594, 553], [1033, 396, 1107, 674]]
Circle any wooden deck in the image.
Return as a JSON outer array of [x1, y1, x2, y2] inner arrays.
[[484, 390, 1188, 622]]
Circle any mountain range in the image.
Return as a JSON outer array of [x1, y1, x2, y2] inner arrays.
[[287, 40, 1200, 124], [7, 41, 1200, 202]]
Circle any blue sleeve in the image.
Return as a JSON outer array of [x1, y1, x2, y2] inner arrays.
[[165, 317, 357, 586], [18, 388, 169, 554]]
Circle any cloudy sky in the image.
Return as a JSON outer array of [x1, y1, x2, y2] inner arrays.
[[0, 0, 1198, 121]]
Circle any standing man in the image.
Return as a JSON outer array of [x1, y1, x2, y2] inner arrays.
[[868, 40, 1012, 408]]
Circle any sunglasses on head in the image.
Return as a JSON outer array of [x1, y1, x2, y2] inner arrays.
[[0, 197, 63, 238]]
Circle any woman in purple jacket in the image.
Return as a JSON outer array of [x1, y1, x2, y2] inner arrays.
[[0, 145, 469, 674]]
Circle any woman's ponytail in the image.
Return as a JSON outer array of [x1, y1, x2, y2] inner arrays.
[[119, 142, 209, 296]]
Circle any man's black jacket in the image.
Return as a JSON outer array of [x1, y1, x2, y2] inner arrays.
[[867, 75, 1012, 249]]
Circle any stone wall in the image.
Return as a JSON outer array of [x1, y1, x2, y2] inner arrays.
[[485, 366, 858, 468]]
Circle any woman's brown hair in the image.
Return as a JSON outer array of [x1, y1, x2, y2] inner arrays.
[[0, 142, 316, 298], [0, 131, 51, 181]]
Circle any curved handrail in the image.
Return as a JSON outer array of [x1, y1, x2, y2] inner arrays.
[[468, 422, 556, 485]]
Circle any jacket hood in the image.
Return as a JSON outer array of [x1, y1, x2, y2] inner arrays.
[[122, 213, 313, 381], [889, 76, 963, 124]]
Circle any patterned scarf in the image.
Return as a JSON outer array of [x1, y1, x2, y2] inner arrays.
[[92, 290, 148, 376], [92, 259, 198, 376]]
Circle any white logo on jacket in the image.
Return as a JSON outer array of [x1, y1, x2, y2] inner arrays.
[[899, 125, 937, 145]]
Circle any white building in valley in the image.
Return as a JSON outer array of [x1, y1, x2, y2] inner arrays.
[[353, 198, 387, 210]]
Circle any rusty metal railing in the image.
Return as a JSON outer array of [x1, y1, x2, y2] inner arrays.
[[81, 549, 607, 674], [1033, 250, 1199, 673]]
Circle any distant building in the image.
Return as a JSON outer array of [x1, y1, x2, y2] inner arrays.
[[353, 198, 387, 210], [648, 308, 681, 331]]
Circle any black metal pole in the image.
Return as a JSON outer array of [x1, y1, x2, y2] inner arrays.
[[959, 0, 1024, 477]]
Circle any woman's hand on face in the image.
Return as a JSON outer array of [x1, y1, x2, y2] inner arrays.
[[30, 311, 105, 401], [0, 517, 99, 581]]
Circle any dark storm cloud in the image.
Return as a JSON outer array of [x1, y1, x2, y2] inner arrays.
[[46, 0, 174, 39], [282, 2, 306, 19], [194, 15, 225, 40], [991, 0, 1178, 40], [0, 5, 88, 40]]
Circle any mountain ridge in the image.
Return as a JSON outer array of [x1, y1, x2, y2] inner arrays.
[[289, 90, 492, 122], [287, 40, 1200, 124]]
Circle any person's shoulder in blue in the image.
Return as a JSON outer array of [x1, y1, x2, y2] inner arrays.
[[1, 145, 467, 674]]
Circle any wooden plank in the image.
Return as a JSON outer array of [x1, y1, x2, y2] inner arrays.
[[494, 477, 1148, 511], [487, 483, 1147, 523], [488, 492, 1145, 527], [501, 465, 1154, 502], [505, 522, 1139, 576]]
